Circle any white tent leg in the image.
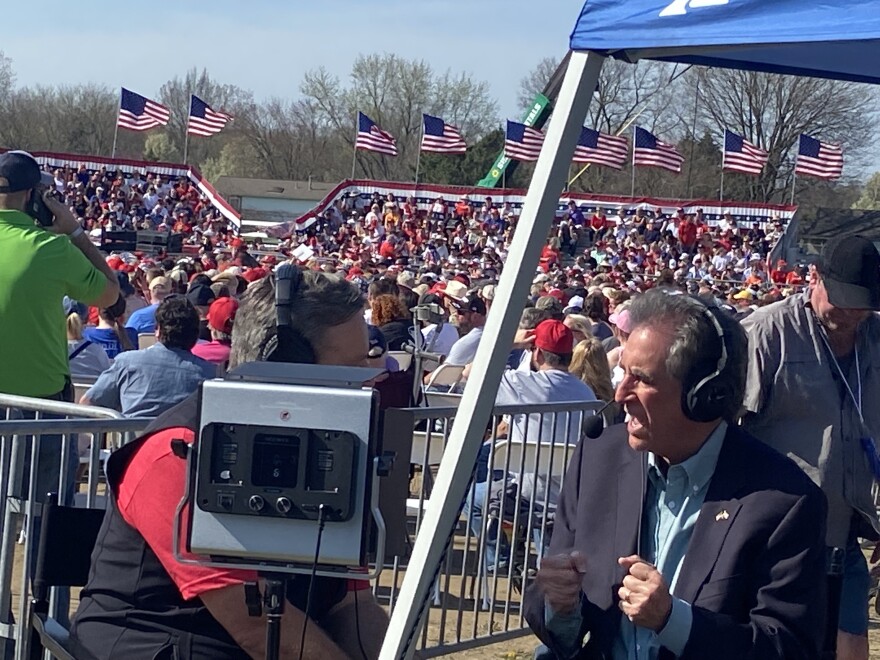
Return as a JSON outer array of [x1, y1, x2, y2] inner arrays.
[[378, 49, 606, 660]]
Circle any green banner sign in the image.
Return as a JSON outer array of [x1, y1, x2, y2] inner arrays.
[[477, 93, 551, 189]]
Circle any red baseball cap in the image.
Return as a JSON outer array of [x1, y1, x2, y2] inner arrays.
[[242, 267, 267, 283], [207, 297, 239, 334], [547, 288, 566, 303], [533, 319, 574, 354]]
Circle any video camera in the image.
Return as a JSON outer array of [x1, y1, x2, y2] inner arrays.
[[410, 302, 445, 326], [174, 362, 388, 579]]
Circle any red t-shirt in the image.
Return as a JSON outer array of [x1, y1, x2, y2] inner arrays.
[[770, 269, 787, 284], [678, 221, 697, 247], [117, 428, 368, 601], [379, 241, 395, 259]]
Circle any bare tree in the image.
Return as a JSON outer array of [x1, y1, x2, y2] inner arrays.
[[519, 56, 688, 194], [0, 84, 117, 155], [158, 68, 252, 162], [300, 54, 498, 181], [519, 56, 683, 135], [0, 50, 14, 99], [517, 57, 558, 111], [689, 68, 877, 202]]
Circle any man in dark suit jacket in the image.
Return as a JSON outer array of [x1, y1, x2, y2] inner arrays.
[[524, 289, 828, 659]]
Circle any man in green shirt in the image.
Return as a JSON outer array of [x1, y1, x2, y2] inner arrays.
[[0, 151, 119, 628], [0, 151, 119, 398]]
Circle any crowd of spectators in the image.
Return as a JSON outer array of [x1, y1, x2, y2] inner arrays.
[[46, 162, 810, 424], [42, 163, 238, 252], [43, 163, 803, 321], [280, 191, 802, 315]]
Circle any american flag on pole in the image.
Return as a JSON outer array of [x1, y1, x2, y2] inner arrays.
[[633, 127, 683, 173], [504, 120, 544, 161], [421, 114, 467, 153], [355, 112, 398, 156], [188, 95, 232, 136], [723, 129, 768, 176], [795, 134, 843, 180], [117, 88, 171, 131], [572, 127, 628, 169]]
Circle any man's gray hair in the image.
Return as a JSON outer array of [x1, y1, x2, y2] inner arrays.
[[628, 287, 747, 421], [519, 306, 549, 330], [229, 270, 364, 368]]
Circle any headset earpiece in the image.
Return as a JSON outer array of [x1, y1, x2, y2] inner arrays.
[[680, 303, 731, 422], [657, 289, 732, 422], [258, 264, 317, 364]]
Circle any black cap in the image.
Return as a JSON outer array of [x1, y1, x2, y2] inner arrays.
[[185, 284, 216, 308], [819, 235, 880, 310], [450, 296, 486, 315], [0, 151, 48, 193]]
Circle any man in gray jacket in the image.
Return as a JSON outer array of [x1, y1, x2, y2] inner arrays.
[[742, 235, 880, 660]]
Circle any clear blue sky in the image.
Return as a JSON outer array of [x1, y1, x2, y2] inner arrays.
[[5, 0, 574, 119]]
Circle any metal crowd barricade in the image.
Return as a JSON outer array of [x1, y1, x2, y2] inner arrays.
[[378, 399, 604, 658], [0, 394, 153, 660], [0, 392, 602, 659]]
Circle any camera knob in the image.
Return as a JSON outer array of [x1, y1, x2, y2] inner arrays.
[[248, 495, 265, 512], [275, 497, 293, 515]]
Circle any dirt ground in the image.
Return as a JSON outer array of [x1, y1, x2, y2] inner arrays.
[[8, 510, 880, 658]]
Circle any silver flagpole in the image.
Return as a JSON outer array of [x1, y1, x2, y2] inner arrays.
[[720, 135, 725, 201], [351, 112, 359, 181], [630, 126, 637, 198], [183, 93, 193, 165], [414, 119, 423, 189], [790, 170, 797, 205], [111, 89, 121, 158]]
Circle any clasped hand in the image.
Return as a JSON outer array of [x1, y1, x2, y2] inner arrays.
[[536, 552, 673, 632], [617, 555, 672, 632]]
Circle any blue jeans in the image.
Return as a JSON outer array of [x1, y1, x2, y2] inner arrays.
[[837, 533, 869, 636], [463, 480, 509, 570]]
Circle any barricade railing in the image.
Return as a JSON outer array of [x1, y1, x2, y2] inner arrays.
[[0, 394, 154, 660], [0, 393, 602, 659], [379, 399, 604, 657]]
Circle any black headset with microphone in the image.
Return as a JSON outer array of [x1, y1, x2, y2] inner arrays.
[[257, 263, 317, 365], [583, 291, 732, 438], [675, 294, 731, 423]]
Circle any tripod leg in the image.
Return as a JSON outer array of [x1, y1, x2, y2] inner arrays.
[[264, 578, 286, 660]]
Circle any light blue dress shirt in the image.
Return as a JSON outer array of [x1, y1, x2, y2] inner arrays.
[[86, 343, 216, 417], [545, 421, 728, 659]]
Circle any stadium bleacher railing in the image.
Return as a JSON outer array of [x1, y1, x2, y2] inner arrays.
[[263, 177, 798, 237]]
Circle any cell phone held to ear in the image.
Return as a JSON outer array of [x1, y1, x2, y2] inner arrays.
[[29, 188, 57, 227]]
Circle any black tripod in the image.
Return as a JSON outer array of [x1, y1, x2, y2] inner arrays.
[[245, 574, 287, 660]]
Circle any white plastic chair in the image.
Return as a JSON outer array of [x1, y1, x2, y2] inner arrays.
[[387, 351, 412, 371], [423, 363, 464, 393], [424, 392, 463, 408]]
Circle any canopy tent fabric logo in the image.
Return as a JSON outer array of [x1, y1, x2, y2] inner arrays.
[[660, 0, 730, 17]]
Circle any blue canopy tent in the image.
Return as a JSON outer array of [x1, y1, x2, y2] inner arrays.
[[381, 3, 880, 656]]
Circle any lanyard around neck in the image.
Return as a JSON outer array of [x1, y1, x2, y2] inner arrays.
[[817, 329, 864, 426]]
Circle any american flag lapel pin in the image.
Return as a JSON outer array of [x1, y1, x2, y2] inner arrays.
[[715, 509, 730, 522]]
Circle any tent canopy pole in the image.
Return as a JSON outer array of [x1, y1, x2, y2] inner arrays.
[[378, 49, 607, 660]]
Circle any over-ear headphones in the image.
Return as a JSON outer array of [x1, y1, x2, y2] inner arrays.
[[660, 290, 732, 422], [257, 263, 317, 364]]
